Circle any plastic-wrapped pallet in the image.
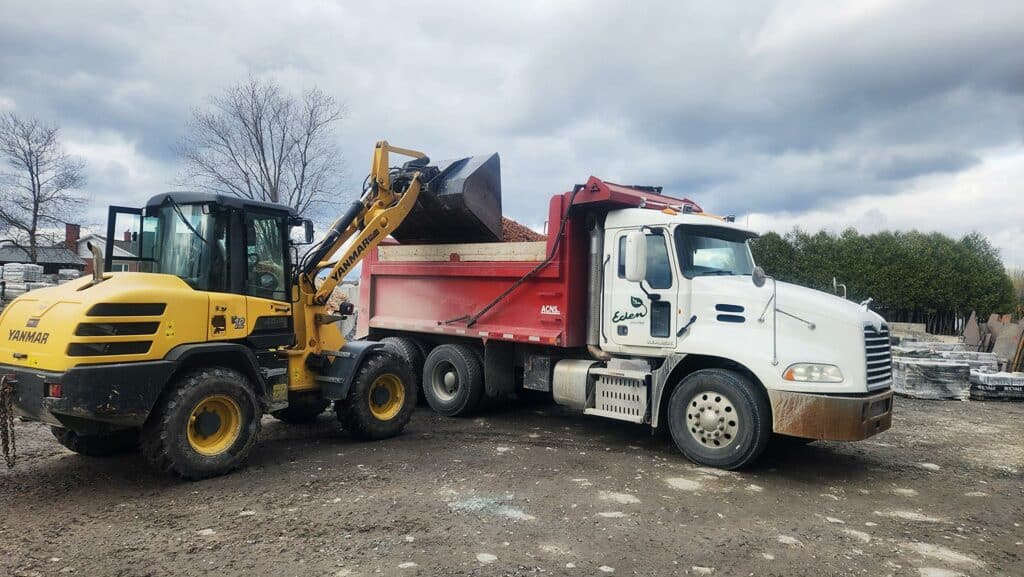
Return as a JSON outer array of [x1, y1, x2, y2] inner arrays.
[[892, 358, 970, 400], [3, 263, 25, 282], [938, 351, 999, 373], [58, 268, 80, 281], [969, 371, 1024, 401]]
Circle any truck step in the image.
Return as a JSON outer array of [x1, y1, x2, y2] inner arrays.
[[584, 408, 645, 424], [584, 371, 649, 424]]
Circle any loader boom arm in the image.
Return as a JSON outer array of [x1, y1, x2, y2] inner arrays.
[[300, 141, 426, 305]]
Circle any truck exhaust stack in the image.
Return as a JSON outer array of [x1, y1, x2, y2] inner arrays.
[[391, 153, 502, 244]]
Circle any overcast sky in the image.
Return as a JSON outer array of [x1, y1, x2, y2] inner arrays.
[[2, 0, 1022, 265]]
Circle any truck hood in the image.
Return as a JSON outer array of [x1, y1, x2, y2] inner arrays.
[[692, 275, 885, 330]]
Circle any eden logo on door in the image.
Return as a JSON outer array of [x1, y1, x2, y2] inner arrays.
[[540, 305, 561, 315]]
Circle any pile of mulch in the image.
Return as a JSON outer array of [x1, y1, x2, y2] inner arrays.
[[501, 217, 546, 242]]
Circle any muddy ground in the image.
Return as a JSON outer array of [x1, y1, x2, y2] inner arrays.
[[1, 397, 1021, 577]]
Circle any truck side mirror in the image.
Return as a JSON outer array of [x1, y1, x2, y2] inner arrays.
[[624, 230, 647, 282], [752, 266, 766, 287]]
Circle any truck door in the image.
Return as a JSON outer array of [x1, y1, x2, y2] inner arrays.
[[606, 228, 678, 350]]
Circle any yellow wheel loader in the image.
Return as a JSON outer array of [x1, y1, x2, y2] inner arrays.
[[0, 141, 498, 479]]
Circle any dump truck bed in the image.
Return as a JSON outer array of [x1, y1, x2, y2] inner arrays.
[[358, 195, 591, 347]]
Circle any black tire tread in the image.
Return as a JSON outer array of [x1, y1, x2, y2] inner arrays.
[[140, 366, 261, 480], [667, 368, 772, 470], [422, 343, 484, 417], [336, 349, 416, 440]]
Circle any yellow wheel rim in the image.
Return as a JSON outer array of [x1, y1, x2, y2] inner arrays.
[[368, 373, 405, 421], [187, 394, 242, 456]]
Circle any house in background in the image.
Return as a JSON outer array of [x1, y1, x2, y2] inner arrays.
[[0, 224, 87, 274], [75, 227, 139, 275]]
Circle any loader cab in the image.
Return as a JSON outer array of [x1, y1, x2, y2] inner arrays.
[[105, 193, 310, 302]]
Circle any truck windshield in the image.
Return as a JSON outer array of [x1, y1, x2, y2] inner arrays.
[[150, 203, 229, 292], [675, 225, 756, 278]]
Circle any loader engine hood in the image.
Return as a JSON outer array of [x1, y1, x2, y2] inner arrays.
[[0, 273, 209, 372]]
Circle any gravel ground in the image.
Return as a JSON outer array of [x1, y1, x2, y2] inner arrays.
[[1, 397, 1021, 577]]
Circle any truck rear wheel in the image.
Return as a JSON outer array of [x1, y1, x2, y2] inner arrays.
[[666, 369, 771, 470], [51, 427, 138, 457], [422, 344, 484, 417], [270, 393, 331, 424], [336, 349, 416, 440], [141, 367, 262, 480], [381, 336, 426, 402]]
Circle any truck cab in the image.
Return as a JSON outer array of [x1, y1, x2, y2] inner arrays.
[[601, 207, 892, 458]]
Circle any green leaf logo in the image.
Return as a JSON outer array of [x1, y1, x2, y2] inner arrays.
[[630, 296, 643, 308]]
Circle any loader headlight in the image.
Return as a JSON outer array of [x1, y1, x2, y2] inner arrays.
[[782, 363, 843, 383]]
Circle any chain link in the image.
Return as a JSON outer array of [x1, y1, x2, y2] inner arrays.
[[0, 374, 16, 468]]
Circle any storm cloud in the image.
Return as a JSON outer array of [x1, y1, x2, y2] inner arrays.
[[1, 0, 1022, 262]]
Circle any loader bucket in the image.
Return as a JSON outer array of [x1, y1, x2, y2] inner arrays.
[[391, 153, 502, 243]]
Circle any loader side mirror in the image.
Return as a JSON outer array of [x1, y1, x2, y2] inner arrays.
[[291, 219, 315, 245], [623, 230, 647, 283]]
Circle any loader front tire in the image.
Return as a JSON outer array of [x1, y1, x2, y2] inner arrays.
[[51, 427, 138, 457], [336, 349, 416, 440], [381, 336, 426, 402], [141, 367, 262, 480]]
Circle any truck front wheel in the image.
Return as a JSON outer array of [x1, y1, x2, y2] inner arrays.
[[667, 369, 771, 470], [336, 349, 416, 440], [51, 427, 138, 457], [141, 367, 262, 480], [422, 344, 484, 417]]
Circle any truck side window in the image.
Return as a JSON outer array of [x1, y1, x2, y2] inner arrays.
[[617, 235, 627, 278], [245, 214, 287, 301], [645, 232, 672, 290]]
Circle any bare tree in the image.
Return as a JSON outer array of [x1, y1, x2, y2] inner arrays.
[[0, 113, 86, 262], [176, 77, 346, 218]]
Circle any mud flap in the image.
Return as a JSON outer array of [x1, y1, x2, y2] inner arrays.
[[317, 341, 385, 401]]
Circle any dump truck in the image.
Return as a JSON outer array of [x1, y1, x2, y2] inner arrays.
[[0, 142, 486, 479], [359, 176, 894, 469]]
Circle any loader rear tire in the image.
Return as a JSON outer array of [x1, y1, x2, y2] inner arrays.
[[422, 344, 484, 417], [381, 336, 426, 402], [51, 427, 138, 457], [271, 393, 331, 424], [141, 367, 262, 480], [336, 349, 416, 440]]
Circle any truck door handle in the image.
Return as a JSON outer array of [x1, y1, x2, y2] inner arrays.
[[677, 315, 697, 337]]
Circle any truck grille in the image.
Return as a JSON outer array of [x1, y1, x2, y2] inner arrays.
[[864, 323, 892, 390]]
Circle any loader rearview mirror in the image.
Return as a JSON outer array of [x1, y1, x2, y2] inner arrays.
[[291, 219, 315, 245], [624, 230, 647, 283]]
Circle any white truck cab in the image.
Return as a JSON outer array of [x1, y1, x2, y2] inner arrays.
[[584, 207, 893, 467]]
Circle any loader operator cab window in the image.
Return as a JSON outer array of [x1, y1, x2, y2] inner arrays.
[[675, 225, 755, 278], [245, 213, 287, 302], [151, 203, 229, 292]]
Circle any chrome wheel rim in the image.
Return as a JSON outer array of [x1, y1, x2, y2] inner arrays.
[[685, 390, 739, 449]]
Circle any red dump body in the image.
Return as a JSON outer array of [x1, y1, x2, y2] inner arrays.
[[357, 177, 700, 347]]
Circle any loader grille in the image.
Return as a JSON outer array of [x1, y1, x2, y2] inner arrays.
[[864, 324, 892, 390]]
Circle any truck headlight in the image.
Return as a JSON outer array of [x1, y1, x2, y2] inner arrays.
[[783, 363, 843, 383]]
